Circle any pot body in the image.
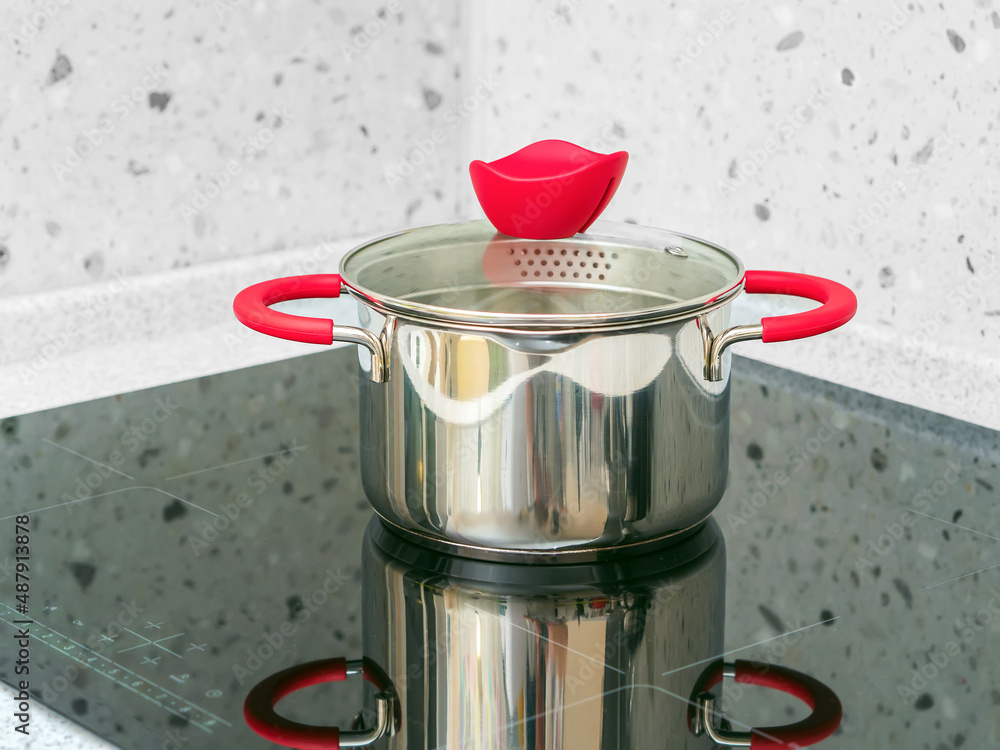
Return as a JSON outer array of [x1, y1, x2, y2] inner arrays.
[[361, 517, 726, 750], [357, 300, 732, 551]]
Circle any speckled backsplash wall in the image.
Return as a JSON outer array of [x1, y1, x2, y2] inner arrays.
[[0, 0, 463, 295], [463, 0, 1000, 427]]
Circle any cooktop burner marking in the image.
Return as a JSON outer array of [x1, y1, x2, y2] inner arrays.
[[484, 681, 775, 747], [41, 438, 136, 480], [659, 615, 838, 677], [117, 628, 186, 659], [920, 560, 1000, 592], [0, 602, 231, 732], [911, 509, 1000, 543], [0, 486, 219, 521], [153, 633, 186, 657], [911, 510, 1000, 591], [164, 445, 309, 481]]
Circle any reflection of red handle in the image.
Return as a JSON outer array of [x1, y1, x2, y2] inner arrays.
[[736, 660, 843, 749], [692, 660, 843, 749], [244, 657, 348, 749], [244, 656, 397, 750], [744, 271, 857, 343], [233, 274, 342, 345]]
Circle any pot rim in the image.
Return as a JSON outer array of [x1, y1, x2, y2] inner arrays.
[[338, 220, 746, 331]]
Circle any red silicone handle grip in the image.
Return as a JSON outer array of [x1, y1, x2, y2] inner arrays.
[[743, 270, 857, 343], [233, 274, 342, 345], [243, 657, 348, 750], [735, 660, 843, 749]]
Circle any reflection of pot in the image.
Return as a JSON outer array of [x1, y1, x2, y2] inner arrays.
[[244, 519, 842, 749], [359, 518, 725, 749], [234, 143, 857, 552]]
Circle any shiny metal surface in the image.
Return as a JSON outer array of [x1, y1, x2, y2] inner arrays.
[[338, 220, 744, 329], [361, 517, 726, 750], [356, 301, 734, 550], [331, 323, 391, 383], [706, 323, 764, 382], [694, 689, 752, 748], [371, 513, 709, 565], [341, 660, 396, 748]]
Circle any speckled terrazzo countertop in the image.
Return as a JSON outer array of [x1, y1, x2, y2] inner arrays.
[[0, 238, 364, 420], [0, 687, 105, 748]]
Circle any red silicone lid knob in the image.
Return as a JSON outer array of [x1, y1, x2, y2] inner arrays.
[[469, 140, 628, 240]]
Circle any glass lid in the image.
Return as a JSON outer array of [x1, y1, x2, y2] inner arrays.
[[338, 219, 745, 329]]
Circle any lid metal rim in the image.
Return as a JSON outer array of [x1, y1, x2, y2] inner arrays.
[[345, 280, 745, 333], [338, 222, 746, 331]]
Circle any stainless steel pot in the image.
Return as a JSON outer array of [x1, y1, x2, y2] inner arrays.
[[235, 219, 856, 552], [243, 518, 843, 749]]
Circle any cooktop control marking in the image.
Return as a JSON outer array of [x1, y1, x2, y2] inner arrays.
[[0, 602, 230, 732], [116, 627, 187, 659]]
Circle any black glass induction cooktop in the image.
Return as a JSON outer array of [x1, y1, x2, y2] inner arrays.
[[2, 348, 998, 749]]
